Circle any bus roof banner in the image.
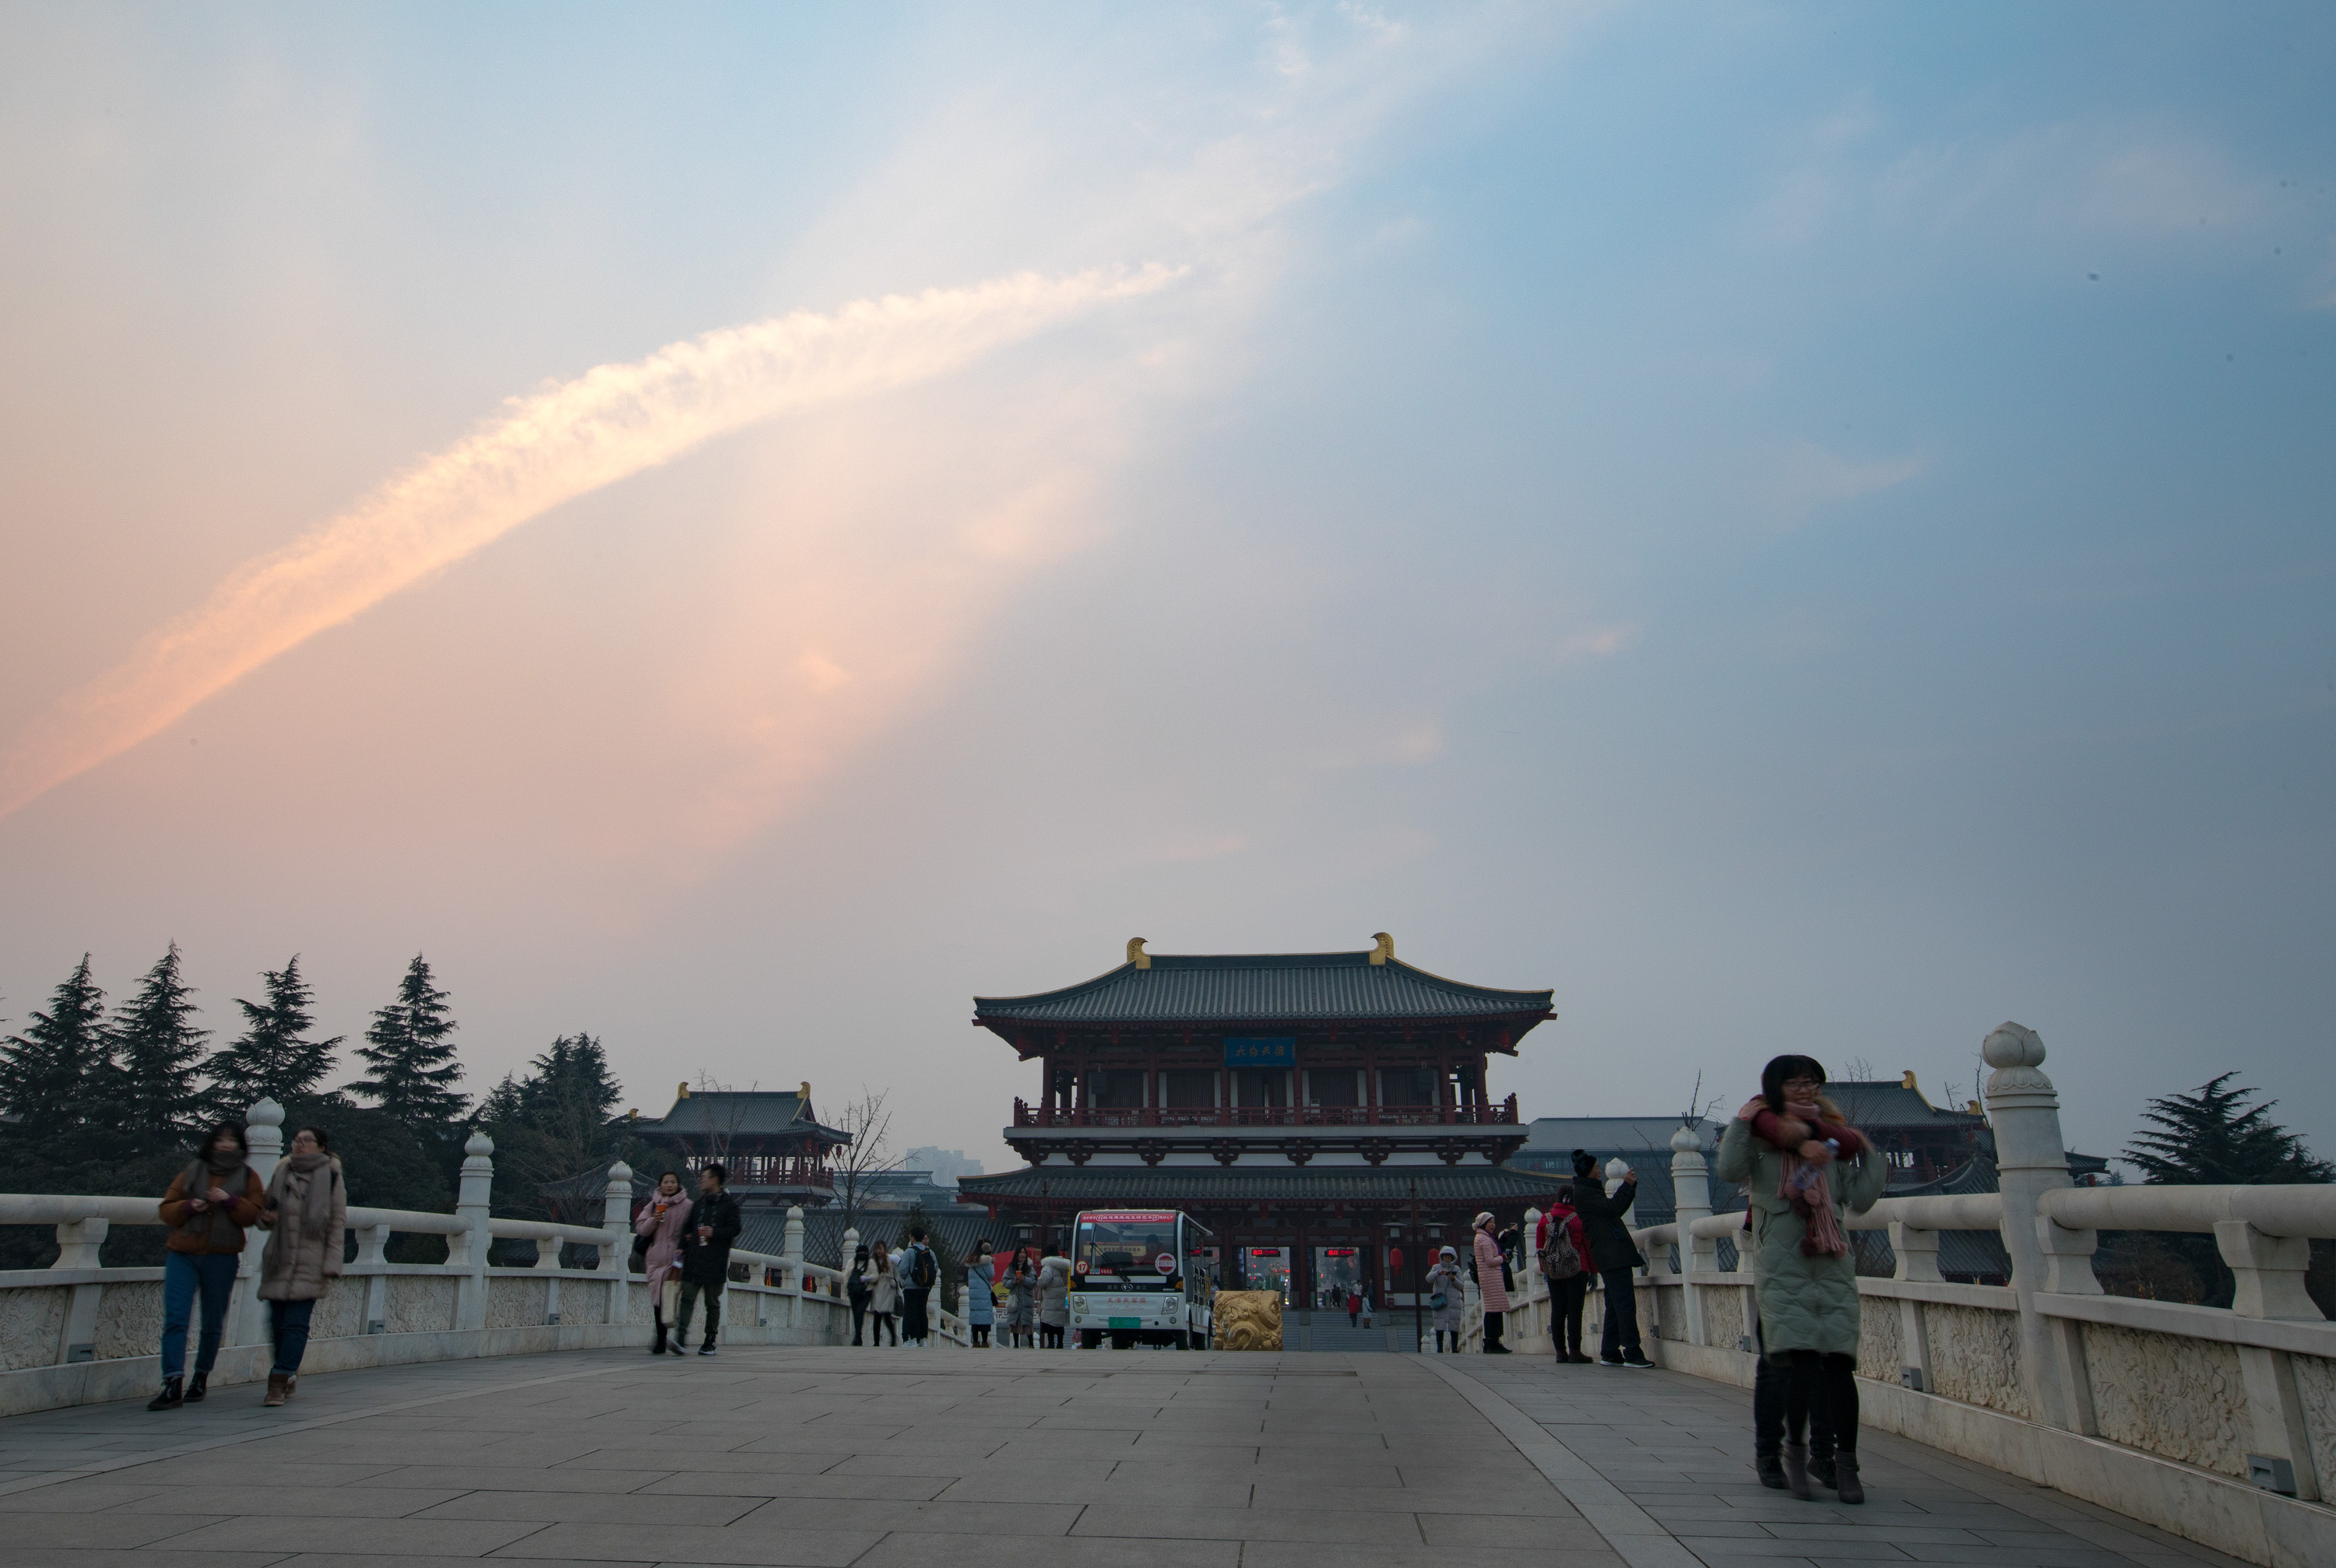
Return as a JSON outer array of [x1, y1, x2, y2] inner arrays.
[[1079, 1210, 1178, 1225], [1223, 1036, 1294, 1067]]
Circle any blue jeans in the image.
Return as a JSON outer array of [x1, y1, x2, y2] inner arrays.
[[269, 1299, 316, 1376], [161, 1252, 239, 1380]]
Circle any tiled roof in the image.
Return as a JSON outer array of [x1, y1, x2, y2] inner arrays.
[[974, 950, 1553, 1026], [955, 1164, 1574, 1204], [1824, 1081, 1985, 1128], [634, 1091, 850, 1144]]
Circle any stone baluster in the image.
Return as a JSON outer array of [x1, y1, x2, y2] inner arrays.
[[784, 1205, 806, 1331], [234, 1099, 284, 1345], [452, 1130, 494, 1332], [2217, 1220, 2325, 1500], [841, 1227, 860, 1345], [1888, 1220, 1939, 1393], [1522, 1207, 1543, 1348], [53, 1214, 108, 1366], [1981, 1025, 2095, 1435], [603, 1162, 634, 1333], [52, 1215, 107, 1270], [359, 1223, 392, 1336], [1673, 1122, 1714, 1346]]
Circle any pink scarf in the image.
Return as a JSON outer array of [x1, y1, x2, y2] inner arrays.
[[1780, 1148, 1848, 1258]]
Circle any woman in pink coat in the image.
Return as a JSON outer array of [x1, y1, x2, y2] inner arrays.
[[1472, 1211, 1512, 1354], [635, 1171, 693, 1355]]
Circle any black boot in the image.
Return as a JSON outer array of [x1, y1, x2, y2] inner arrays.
[[1833, 1452, 1864, 1505], [1780, 1441, 1817, 1501], [147, 1377, 184, 1412], [651, 1327, 667, 1355], [1756, 1453, 1785, 1490], [1810, 1447, 1836, 1489], [185, 1372, 209, 1404]]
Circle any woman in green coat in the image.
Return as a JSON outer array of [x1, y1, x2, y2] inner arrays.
[[1715, 1054, 1887, 1503]]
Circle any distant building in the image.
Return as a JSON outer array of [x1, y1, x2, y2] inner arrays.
[[628, 1082, 851, 1214], [904, 1147, 986, 1187], [955, 934, 1572, 1310]]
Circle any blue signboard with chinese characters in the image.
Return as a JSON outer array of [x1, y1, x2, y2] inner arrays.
[[1223, 1036, 1295, 1067]]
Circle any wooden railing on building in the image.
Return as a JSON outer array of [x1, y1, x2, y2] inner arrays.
[[1011, 1093, 1521, 1129]]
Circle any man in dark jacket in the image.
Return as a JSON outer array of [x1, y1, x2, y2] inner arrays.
[[676, 1164, 742, 1355], [900, 1222, 938, 1346], [1569, 1149, 1654, 1367]]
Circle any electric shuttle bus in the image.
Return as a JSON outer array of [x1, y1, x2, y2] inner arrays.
[[1068, 1209, 1216, 1349]]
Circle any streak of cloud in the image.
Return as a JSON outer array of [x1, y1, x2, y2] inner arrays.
[[0, 265, 1179, 819]]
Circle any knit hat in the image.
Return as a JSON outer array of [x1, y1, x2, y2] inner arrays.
[[1571, 1148, 1598, 1178]]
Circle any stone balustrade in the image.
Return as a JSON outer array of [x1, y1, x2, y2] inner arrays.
[[0, 1098, 865, 1415], [1479, 1025, 2336, 1568]]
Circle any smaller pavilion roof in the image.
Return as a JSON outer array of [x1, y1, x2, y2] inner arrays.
[[973, 940, 1553, 1029], [632, 1088, 852, 1148]]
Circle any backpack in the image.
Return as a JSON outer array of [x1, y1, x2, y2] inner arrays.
[[909, 1243, 937, 1290], [1539, 1214, 1585, 1281]]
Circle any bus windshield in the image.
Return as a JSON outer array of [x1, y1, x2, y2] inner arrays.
[[1076, 1211, 1180, 1290]]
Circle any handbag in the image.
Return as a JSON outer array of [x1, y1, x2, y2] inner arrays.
[[1426, 1289, 1449, 1312]]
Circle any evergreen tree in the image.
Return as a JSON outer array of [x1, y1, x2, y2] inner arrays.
[[2117, 1074, 2334, 1310], [204, 955, 343, 1116], [480, 1034, 633, 1231], [347, 955, 466, 1134], [113, 943, 209, 1147], [0, 955, 116, 1133], [2126, 1074, 2336, 1187]]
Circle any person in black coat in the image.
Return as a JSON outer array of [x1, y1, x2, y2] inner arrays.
[[675, 1164, 742, 1355], [1567, 1149, 1654, 1367]]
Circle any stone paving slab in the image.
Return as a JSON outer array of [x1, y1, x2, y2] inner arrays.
[[0, 1343, 2284, 1568]]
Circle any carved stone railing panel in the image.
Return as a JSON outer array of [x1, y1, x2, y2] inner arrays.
[[2292, 1353, 2336, 1505], [2081, 1320, 2250, 1478], [1857, 1293, 1904, 1383], [93, 1280, 166, 1361], [0, 1287, 68, 1370], [1923, 1302, 2031, 1418]]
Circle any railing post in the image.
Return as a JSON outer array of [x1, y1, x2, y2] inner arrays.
[[1982, 1024, 2093, 1433], [1521, 1208, 1543, 1349], [452, 1130, 493, 1333], [2215, 1219, 2325, 1501], [603, 1162, 634, 1335], [359, 1223, 391, 1336], [1673, 1122, 1713, 1346], [840, 1226, 860, 1345], [784, 1205, 806, 1331], [233, 1099, 284, 1346], [54, 1214, 108, 1366], [51, 1216, 107, 1270], [1889, 1221, 1940, 1393]]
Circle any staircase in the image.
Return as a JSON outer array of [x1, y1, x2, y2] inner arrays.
[[1288, 1309, 1411, 1352]]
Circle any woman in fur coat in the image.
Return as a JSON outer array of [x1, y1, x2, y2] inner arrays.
[[256, 1126, 347, 1407]]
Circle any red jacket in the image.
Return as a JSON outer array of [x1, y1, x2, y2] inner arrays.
[[1535, 1205, 1589, 1271]]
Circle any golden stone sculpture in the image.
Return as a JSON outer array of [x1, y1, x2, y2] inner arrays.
[[1212, 1290, 1282, 1351]]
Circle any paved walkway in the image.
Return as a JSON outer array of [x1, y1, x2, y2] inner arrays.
[[0, 1346, 2258, 1568]]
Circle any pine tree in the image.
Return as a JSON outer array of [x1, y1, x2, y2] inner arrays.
[[482, 1035, 630, 1227], [113, 944, 209, 1148], [0, 955, 115, 1132], [348, 955, 466, 1134], [2125, 1074, 2336, 1187], [2117, 1074, 2334, 1310], [203, 955, 344, 1116]]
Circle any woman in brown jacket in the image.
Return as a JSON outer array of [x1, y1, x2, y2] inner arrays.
[[256, 1125, 347, 1406], [151, 1122, 267, 1411]]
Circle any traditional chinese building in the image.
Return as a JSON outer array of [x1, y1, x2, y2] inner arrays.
[[630, 1083, 850, 1215], [954, 934, 1574, 1309]]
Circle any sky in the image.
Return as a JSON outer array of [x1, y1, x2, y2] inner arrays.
[[2, 2, 2331, 1174]]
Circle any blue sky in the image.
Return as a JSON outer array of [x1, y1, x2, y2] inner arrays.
[[2, 2, 2330, 1167]]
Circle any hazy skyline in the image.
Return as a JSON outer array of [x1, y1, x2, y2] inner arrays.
[[2, 3, 2331, 1171]]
